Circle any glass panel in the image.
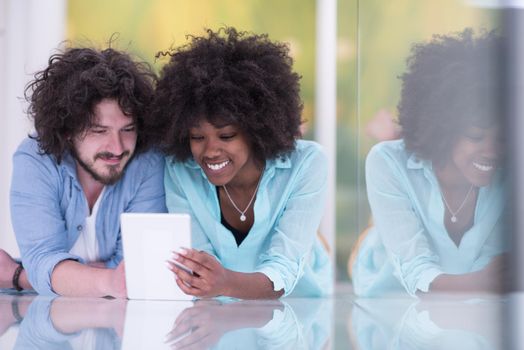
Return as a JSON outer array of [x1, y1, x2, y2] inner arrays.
[[351, 0, 505, 296]]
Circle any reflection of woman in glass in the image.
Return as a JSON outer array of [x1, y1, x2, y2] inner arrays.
[[150, 27, 332, 299], [165, 299, 331, 349], [351, 29, 507, 297]]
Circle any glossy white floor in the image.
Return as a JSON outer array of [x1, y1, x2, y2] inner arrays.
[[0, 284, 518, 349]]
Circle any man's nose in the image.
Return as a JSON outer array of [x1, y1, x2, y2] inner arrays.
[[107, 132, 125, 155]]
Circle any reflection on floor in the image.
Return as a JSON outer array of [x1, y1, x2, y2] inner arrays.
[[0, 284, 518, 349]]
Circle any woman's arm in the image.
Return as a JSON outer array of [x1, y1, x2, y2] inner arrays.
[[169, 248, 283, 299], [253, 143, 330, 297]]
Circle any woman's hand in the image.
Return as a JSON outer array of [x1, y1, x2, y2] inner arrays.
[[165, 299, 282, 349], [164, 300, 227, 349], [167, 248, 230, 298]]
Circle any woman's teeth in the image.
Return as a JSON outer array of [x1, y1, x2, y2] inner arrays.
[[206, 160, 230, 171], [473, 162, 494, 172]]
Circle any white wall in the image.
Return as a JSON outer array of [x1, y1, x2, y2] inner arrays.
[[0, 0, 66, 257]]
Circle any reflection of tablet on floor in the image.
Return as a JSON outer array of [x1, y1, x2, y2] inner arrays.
[[121, 299, 193, 350], [121, 213, 192, 300]]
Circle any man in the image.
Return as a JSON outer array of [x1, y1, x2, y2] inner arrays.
[[0, 47, 166, 297]]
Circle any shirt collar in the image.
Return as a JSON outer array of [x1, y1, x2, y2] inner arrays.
[[61, 150, 79, 178], [268, 154, 292, 169], [406, 152, 432, 171], [58, 150, 84, 191], [184, 157, 201, 169]]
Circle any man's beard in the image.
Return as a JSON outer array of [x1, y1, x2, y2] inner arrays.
[[73, 150, 133, 185]]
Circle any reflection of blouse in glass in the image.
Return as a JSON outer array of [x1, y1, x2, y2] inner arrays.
[[164, 140, 333, 297], [351, 298, 502, 350], [352, 140, 507, 297]]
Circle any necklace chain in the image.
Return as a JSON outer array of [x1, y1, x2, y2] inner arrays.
[[223, 176, 262, 222], [440, 184, 474, 223]]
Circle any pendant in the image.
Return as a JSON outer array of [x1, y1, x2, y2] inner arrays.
[[451, 216, 457, 223], [240, 214, 246, 222]]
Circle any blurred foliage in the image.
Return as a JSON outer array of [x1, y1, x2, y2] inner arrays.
[[68, 0, 500, 282], [67, 0, 317, 126]]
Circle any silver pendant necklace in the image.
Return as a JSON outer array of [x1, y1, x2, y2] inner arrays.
[[440, 184, 474, 223], [223, 176, 262, 222]]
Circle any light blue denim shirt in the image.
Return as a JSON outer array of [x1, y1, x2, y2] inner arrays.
[[352, 140, 507, 297], [165, 140, 332, 297], [10, 138, 167, 295]]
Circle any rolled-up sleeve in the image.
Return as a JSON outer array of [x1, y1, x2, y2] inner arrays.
[[365, 144, 443, 296], [255, 146, 328, 296], [10, 150, 80, 295]]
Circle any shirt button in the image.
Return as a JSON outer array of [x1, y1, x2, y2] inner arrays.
[[77, 225, 83, 231]]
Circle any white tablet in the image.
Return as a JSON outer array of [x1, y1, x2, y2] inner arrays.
[[120, 213, 193, 300]]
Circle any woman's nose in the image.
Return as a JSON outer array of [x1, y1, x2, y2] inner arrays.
[[203, 139, 221, 158]]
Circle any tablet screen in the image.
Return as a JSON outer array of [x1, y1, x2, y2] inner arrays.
[[121, 213, 193, 300]]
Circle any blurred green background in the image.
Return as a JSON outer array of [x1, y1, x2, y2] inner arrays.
[[67, 0, 499, 281]]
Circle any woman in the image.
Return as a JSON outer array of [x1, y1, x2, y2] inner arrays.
[[351, 29, 507, 297], [150, 27, 332, 299]]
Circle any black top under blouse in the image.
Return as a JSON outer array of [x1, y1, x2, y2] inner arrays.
[[216, 187, 249, 246]]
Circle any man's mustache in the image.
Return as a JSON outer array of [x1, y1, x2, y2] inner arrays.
[[95, 151, 130, 160]]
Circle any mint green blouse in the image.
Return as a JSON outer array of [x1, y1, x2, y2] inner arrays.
[[164, 140, 332, 297], [352, 140, 507, 297]]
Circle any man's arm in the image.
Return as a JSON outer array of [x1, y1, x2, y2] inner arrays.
[[10, 141, 92, 295], [51, 260, 126, 298]]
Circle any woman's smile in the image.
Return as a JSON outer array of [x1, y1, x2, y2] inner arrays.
[[206, 159, 230, 171]]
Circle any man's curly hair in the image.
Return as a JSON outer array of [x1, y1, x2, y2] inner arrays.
[[25, 47, 156, 162], [149, 27, 303, 161], [398, 28, 502, 165]]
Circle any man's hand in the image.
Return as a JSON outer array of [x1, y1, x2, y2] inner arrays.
[[0, 249, 19, 288], [102, 261, 127, 298]]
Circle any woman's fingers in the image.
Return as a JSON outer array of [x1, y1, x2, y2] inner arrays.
[[174, 272, 203, 296], [171, 254, 204, 278], [175, 249, 217, 269]]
